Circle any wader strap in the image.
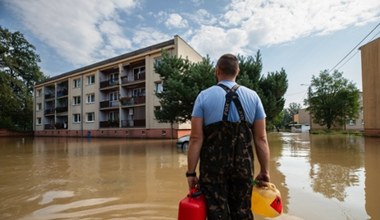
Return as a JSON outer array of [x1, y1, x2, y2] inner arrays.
[[218, 84, 246, 121]]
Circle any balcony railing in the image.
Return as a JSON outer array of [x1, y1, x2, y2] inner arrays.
[[119, 96, 145, 106], [54, 122, 68, 129], [100, 100, 120, 109], [56, 106, 68, 113], [44, 124, 55, 130], [45, 93, 55, 99], [44, 108, 55, 115], [121, 119, 146, 128], [121, 74, 146, 84], [100, 80, 119, 89], [57, 88, 68, 97], [99, 120, 120, 128]]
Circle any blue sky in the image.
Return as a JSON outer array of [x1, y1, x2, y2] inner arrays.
[[1, 0, 380, 107]]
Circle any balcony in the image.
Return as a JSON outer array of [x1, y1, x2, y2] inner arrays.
[[54, 122, 68, 129], [44, 92, 55, 99], [119, 96, 145, 106], [99, 120, 120, 128], [121, 119, 146, 128], [121, 73, 145, 85], [55, 106, 68, 113], [57, 88, 68, 98], [100, 100, 120, 109], [100, 80, 119, 89], [44, 124, 55, 130], [44, 108, 55, 115]]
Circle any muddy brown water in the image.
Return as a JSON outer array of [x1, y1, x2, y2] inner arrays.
[[0, 133, 379, 219]]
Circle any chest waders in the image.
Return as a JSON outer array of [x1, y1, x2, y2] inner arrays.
[[199, 84, 254, 220]]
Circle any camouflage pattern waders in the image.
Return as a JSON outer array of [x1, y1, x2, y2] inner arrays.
[[199, 84, 254, 220]]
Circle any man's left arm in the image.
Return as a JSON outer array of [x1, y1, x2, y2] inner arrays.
[[186, 117, 204, 189]]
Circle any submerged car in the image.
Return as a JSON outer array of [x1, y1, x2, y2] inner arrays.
[[176, 135, 190, 149]]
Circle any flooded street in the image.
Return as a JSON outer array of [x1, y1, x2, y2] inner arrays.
[[0, 133, 379, 220]]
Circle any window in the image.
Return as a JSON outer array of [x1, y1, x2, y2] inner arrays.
[[86, 112, 95, 122], [109, 91, 119, 101], [109, 111, 119, 121], [133, 88, 145, 97], [155, 82, 163, 93], [87, 74, 95, 85], [36, 89, 42, 97], [73, 78, 81, 88], [133, 66, 145, 80], [154, 57, 162, 67], [73, 114, 81, 123], [36, 103, 42, 111], [73, 96, 81, 105], [36, 117, 42, 125], [348, 119, 356, 126], [86, 93, 95, 103], [109, 73, 119, 83]]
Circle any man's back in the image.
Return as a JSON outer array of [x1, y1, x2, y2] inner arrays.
[[192, 80, 266, 126]]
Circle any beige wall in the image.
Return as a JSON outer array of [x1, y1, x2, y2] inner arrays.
[[34, 87, 44, 131], [175, 35, 203, 63], [360, 37, 380, 136]]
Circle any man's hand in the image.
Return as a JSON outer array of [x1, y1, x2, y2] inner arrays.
[[187, 176, 199, 189]]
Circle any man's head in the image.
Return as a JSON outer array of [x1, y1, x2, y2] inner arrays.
[[216, 54, 240, 77]]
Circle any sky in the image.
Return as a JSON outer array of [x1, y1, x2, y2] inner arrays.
[[1, 0, 380, 107]]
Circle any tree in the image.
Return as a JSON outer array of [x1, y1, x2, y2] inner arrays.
[[278, 102, 302, 130], [0, 26, 47, 131], [154, 51, 288, 132], [305, 70, 360, 130], [237, 52, 288, 129], [154, 52, 214, 137], [258, 68, 288, 129]]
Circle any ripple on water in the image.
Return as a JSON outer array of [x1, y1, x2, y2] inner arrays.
[[21, 198, 177, 220]]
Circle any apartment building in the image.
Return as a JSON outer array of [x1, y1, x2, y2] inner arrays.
[[360, 37, 380, 137], [33, 35, 202, 138]]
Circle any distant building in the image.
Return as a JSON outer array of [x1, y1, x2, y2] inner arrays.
[[294, 94, 364, 132], [360, 37, 380, 137], [33, 36, 202, 138], [291, 109, 310, 133]]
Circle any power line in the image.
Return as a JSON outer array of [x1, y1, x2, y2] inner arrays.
[[328, 22, 380, 74], [370, 29, 380, 40]]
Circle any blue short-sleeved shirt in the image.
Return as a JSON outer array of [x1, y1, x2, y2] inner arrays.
[[191, 80, 266, 126]]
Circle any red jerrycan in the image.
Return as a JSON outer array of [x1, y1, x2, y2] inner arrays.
[[178, 188, 206, 220]]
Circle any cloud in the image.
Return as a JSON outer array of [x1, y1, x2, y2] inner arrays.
[[221, 0, 380, 46], [186, 9, 218, 26], [164, 13, 188, 29], [5, 0, 137, 66], [187, 0, 380, 59], [189, 25, 249, 58], [132, 27, 172, 47]]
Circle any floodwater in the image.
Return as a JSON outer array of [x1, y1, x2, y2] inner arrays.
[[0, 133, 379, 220]]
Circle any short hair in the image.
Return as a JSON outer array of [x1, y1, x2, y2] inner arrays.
[[216, 54, 239, 76]]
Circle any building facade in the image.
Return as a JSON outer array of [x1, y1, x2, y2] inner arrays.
[[360, 37, 380, 137], [294, 93, 364, 132], [33, 36, 202, 138]]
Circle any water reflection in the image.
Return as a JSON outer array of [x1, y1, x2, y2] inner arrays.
[[0, 134, 379, 220], [309, 135, 364, 201]]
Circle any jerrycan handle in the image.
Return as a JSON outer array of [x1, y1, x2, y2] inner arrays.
[[189, 188, 202, 198], [253, 180, 277, 192]]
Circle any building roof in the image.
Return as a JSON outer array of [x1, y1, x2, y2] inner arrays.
[[36, 38, 175, 85], [359, 37, 380, 50]]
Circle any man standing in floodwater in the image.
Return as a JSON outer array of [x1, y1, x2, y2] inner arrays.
[[186, 53, 271, 219]]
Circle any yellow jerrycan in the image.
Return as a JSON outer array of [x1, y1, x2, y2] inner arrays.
[[251, 181, 282, 218]]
